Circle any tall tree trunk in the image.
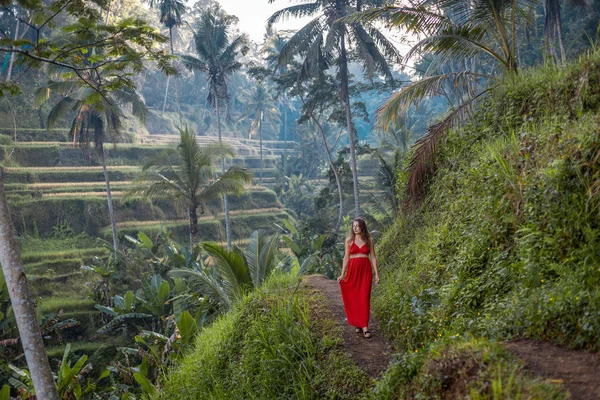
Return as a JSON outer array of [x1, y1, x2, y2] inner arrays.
[[100, 147, 119, 258], [161, 28, 175, 117], [0, 171, 59, 400], [259, 112, 263, 185], [215, 89, 232, 249], [5, 19, 19, 82], [310, 106, 343, 233], [555, 11, 566, 64], [283, 105, 287, 176], [339, 35, 360, 217], [162, 77, 171, 115], [189, 205, 198, 248]]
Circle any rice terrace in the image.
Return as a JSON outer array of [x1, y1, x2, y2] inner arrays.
[[0, 0, 599, 398]]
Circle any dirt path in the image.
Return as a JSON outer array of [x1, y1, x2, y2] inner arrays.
[[303, 275, 391, 378], [505, 340, 600, 399], [302, 275, 600, 397]]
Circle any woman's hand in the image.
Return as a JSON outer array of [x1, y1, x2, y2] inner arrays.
[[375, 274, 380, 284], [337, 275, 344, 283]]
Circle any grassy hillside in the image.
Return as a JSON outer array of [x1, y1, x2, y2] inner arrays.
[[160, 274, 372, 400], [371, 51, 600, 395]]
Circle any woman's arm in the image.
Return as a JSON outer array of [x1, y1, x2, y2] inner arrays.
[[370, 237, 380, 284], [338, 239, 351, 282]]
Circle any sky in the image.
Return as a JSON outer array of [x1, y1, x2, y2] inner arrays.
[[216, 0, 311, 43]]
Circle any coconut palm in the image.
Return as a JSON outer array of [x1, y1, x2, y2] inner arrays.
[[238, 83, 281, 184], [268, 0, 403, 218], [146, 0, 186, 115], [36, 72, 148, 258], [353, 0, 532, 199], [181, 6, 249, 249], [130, 126, 252, 247], [263, 30, 295, 175], [170, 230, 282, 311]]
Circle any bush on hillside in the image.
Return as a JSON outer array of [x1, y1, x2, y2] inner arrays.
[[161, 274, 372, 399], [375, 49, 600, 353]]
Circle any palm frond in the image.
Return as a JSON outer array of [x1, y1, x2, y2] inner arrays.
[[407, 87, 494, 200], [245, 231, 281, 288], [169, 267, 234, 311], [180, 55, 206, 73], [202, 242, 251, 292], [47, 97, 76, 129], [267, 2, 322, 27], [219, 35, 249, 64], [376, 71, 487, 128], [198, 166, 252, 201], [344, 5, 448, 35], [277, 16, 325, 66], [404, 24, 506, 69]]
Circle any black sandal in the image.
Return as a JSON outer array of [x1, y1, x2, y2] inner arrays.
[[362, 330, 371, 338], [355, 328, 362, 333]]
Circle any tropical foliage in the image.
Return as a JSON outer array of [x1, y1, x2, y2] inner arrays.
[[129, 126, 252, 247], [269, 0, 403, 217]]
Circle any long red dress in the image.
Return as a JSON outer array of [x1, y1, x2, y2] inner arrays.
[[339, 241, 372, 328]]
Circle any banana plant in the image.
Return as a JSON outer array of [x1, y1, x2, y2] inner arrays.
[[279, 220, 341, 278], [6, 344, 112, 399]]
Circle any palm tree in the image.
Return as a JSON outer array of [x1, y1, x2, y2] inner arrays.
[[146, 0, 186, 115], [170, 230, 282, 311], [354, 0, 530, 199], [239, 83, 281, 184], [181, 6, 249, 249], [268, 0, 402, 218], [36, 73, 148, 258], [130, 126, 252, 247], [263, 30, 295, 175]]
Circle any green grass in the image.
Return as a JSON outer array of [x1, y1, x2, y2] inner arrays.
[[37, 296, 96, 314], [108, 211, 291, 244], [25, 258, 84, 275], [372, 338, 567, 399], [22, 247, 108, 264], [375, 48, 600, 354], [363, 48, 600, 398], [160, 273, 372, 400]]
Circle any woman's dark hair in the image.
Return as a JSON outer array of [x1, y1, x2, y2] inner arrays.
[[348, 218, 371, 249]]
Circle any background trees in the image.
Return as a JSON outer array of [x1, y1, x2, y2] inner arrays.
[[268, 0, 402, 217], [130, 127, 252, 247], [182, 6, 249, 249], [239, 83, 281, 184]]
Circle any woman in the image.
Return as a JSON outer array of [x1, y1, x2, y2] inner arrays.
[[337, 218, 380, 338]]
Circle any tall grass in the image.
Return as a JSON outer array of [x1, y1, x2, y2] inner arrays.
[[160, 273, 371, 399]]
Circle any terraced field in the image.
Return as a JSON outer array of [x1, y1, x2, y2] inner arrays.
[[3, 134, 296, 358], [3, 132, 386, 358]]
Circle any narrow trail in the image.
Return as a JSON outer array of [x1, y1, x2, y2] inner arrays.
[[303, 275, 391, 378], [505, 340, 600, 399], [302, 277, 600, 398]]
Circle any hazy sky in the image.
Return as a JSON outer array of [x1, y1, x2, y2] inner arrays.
[[216, 0, 311, 43]]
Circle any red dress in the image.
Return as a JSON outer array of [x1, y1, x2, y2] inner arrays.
[[339, 240, 372, 328]]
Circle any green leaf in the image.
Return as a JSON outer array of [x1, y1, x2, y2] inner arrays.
[[124, 290, 135, 311], [177, 311, 198, 344], [0, 385, 10, 400], [282, 236, 302, 255], [133, 372, 157, 395], [139, 354, 151, 377], [99, 369, 111, 380], [158, 280, 171, 305], [138, 231, 153, 250], [312, 234, 326, 251], [95, 305, 118, 316]]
